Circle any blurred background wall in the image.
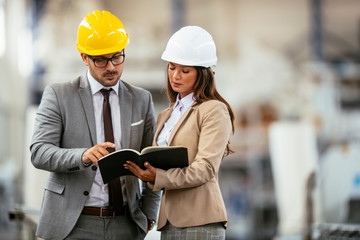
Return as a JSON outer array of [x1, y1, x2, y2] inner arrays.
[[0, 0, 360, 239]]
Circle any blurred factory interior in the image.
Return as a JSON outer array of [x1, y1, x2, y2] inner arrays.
[[1, 0, 360, 239]]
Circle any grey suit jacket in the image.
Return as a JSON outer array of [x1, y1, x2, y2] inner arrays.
[[30, 74, 161, 239]]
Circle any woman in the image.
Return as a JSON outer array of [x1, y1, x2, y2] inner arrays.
[[125, 26, 235, 239]]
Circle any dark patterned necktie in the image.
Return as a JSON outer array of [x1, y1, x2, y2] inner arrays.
[[100, 89, 123, 210]]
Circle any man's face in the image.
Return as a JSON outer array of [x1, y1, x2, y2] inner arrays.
[[81, 51, 125, 87]]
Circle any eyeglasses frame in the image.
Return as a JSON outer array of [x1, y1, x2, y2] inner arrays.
[[87, 53, 125, 68]]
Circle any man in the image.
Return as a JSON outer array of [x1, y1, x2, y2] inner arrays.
[[30, 10, 160, 239]]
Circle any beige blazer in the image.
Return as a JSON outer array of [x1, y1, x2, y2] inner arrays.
[[152, 99, 232, 230]]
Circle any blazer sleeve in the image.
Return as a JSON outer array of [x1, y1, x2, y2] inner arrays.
[[30, 85, 87, 173], [153, 101, 232, 191]]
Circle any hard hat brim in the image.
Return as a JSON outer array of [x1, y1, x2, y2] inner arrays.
[[161, 53, 217, 68], [76, 35, 129, 56]]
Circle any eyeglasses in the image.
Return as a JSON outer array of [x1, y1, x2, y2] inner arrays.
[[87, 53, 125, 68]]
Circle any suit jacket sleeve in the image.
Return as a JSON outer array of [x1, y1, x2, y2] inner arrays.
[[153, 101, 232, 191], [30, 85, 87, 173]]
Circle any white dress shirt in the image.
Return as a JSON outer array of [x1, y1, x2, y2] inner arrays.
[[157, 93, 195, 147], [84, 70, 122, 207]]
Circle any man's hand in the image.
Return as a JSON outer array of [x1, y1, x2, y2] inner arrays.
[[82, 142, 115, 165], [124, 161, 156, 182]]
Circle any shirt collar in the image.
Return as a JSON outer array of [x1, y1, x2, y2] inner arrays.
[[87, 70, 119, 95], [174, 92, 195, 110]]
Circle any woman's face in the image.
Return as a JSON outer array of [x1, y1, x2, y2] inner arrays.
[[168, 62, 198, 99]]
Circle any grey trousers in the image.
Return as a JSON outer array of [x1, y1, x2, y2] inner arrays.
[[160, 222, 225, 240], [65, 214, 146, 240]]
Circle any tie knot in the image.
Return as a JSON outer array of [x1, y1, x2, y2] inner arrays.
[[100, 89, 112, 99]]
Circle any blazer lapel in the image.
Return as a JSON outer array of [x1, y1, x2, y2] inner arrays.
[[118, 81, 132, 149], [78, 75, 96, 146], [153, 105, 173, 146], [167, 105, 195, 145], [155, 101, 199, 146]]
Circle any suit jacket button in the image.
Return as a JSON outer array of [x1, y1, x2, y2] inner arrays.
[[92, 166, 97, 171], [83, 191, 89, 196]]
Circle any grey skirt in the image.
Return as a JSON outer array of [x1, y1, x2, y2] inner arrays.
[[160, 222, 225, 240]]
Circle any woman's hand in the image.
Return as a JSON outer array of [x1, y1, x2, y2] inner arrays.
[[124, 161, 156, 182]]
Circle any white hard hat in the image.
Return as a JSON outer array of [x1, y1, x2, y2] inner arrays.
[[161, 26, 217, 68]]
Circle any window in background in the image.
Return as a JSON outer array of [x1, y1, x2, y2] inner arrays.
[[17, 28, 33, 77], [0, 2, 5, 57]]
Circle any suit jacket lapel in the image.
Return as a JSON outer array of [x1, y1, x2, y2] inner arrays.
[[117, 81, 134, 197], [118, 81, 132, 149], [78, 75, 96, 146]]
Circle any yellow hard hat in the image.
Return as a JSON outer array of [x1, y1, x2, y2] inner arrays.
[[76, 10, 129, 56]]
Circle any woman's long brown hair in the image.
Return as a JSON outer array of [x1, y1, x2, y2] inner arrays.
[[165, 64, 235, 155]]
